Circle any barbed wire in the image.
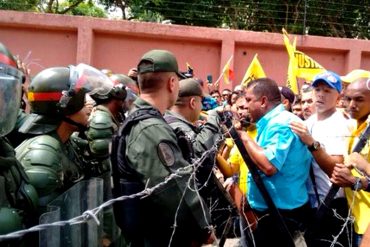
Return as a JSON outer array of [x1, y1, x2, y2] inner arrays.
[[0, 118, 366, 245], [0, 0, 311, 9], [2, 1, 369, 26], [314, 185, 357, 247], [0, 139, 222, 242], [0, 171, 180, 241]]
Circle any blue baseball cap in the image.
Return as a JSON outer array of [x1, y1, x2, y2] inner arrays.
[[312, 71, 342, 93]]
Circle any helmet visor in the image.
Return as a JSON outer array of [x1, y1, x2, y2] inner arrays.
[[125, 87, 138, 102], [59, 64, 114, 108], [0, 64, 22, 136], [70, 63, 113, 95]]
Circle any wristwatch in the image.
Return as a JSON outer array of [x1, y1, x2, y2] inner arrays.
[[308, 141, 321, 152]]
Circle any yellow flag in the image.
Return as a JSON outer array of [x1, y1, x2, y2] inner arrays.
[[283, 28, 326, 93], [283, 29, 299, 94], [241, 54, 266, 86], [294, 51, 326, 81], [341, 69, 370, 83]]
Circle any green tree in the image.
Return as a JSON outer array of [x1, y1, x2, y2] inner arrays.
[[1, 0, 369, 38], [0, 0, 38, 11], [0, 0, 107, 17], [61, 1, 107, 17]]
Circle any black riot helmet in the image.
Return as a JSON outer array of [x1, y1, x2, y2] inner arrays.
[[110, 74, 139, 102], [21, 64, 114, 134], [0, 42, 24, 136], [89, 73, 127, 103]]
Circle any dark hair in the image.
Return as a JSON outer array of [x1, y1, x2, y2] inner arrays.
[[246, 78, 281, 105], [293, 94, 302, 105], [210, 90, 221, 96], [233, 91, 245, 102]]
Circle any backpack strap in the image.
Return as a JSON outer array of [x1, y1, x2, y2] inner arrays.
[[111, 107, 163, 180]]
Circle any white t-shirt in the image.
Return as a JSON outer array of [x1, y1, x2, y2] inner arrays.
[[305, 110, 353, 207]]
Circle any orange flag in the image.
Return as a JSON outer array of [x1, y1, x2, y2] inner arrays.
[[215, 56, 234, 86]]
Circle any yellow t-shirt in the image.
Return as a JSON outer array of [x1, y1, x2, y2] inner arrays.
[[227, 128, 258, 194], [345, 121, 370, 234]]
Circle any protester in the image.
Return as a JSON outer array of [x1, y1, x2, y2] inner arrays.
[[290, 71, 353, 246], [230, 90, 241, 113], [221, 88, 232, 105], [292, 96, 304, 119], [279, 86, 295, 112], [240, 78, 312, 246], [216, 92, 258, 242], [210, 89, 222, 105], [234, 85, 244, 94], [330, 76, 370, 247], [301, 85, 316, 120]]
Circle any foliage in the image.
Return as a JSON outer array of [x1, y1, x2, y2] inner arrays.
[[0, 0, 38, 11], [0, 0, 369, 39], [0, 0, 106, 17], [96, 0, 370, 39], [61, 1, 107, 17]]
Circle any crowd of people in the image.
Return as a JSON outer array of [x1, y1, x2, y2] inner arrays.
[[1, 42, 370, 247]]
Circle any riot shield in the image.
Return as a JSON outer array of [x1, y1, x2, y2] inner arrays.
[[39, 178, 104, 247]]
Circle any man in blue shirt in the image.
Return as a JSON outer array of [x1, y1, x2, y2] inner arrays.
[[240, 78, 312, 246]]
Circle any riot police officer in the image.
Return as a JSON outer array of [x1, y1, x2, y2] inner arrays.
[[0, 42, 38, 246], [110, 73, 139, 114], [70, 72, 128, 246], [16, 64, 114, 209]]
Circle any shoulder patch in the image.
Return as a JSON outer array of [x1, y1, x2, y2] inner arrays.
[[157, 142, 175, 167]]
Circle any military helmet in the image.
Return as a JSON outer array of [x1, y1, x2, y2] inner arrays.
[[21, 64, 114, 134], [89, 73, 128, 102], [28, 64, 114, 116], [110, 73, 139, 101], [0, 43, 18, 68], [28, 67, 75, 117]]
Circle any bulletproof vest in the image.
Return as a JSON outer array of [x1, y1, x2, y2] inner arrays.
[[163, 114, 196, 162], [111, 107, 163, 238], [164, 115, 237, 238], [164, 115, 215, 184]]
